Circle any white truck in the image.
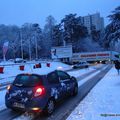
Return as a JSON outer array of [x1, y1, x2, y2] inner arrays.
[[71, 51, 120, 63]]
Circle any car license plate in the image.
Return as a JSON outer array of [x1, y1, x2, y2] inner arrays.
[[13, 102, 25, 109]]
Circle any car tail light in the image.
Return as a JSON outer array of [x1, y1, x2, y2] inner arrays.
[[34, 86, 45, 97]]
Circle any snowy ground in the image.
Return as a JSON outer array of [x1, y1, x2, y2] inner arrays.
[[0, 61, 71, 79], [0, 61, 75, 86], [67, 66, 120, 120]]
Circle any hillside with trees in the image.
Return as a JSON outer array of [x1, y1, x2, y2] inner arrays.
[[0, 6, 119, 60]]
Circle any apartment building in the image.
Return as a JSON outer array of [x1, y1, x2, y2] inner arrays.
[[81, 13, 104, 34]]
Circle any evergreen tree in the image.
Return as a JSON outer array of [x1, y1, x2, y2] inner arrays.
[[103, 6, 120, 50], [91, 25, 101, 42], [61, 14, 88, 44], [52, 24, 63, 46], [43, 15, 56, 57]]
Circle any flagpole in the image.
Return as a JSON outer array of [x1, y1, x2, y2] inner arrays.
[[3, 41, 9, 61]]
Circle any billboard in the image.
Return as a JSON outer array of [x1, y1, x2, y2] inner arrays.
[[51, 45, 72, 59]]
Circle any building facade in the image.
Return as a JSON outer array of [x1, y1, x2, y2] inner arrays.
[[81, 13, 104, 34]]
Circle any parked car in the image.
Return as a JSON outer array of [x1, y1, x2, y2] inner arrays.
[[5, 70, 78, 115], [72, 62, 89, 69], [8, 59, 14, 62], [14, 58, 26, 63]]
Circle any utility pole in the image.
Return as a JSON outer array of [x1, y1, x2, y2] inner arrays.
[[62, 31, 66, 46], [33, 23, 39, 60], [29, 38, 32, 61], [35, 31, 38, 60], [20, 29, 23, 59]]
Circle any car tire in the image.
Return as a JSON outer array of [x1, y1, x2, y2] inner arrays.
[[73, 66, 77, 69], [72, 84, 78, 96], [44, 99, 55, 116], [85, 65, 88, 68]]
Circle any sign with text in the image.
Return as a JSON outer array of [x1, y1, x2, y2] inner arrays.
[[72, 51, 112, 61], [51, 45, 72, 59]]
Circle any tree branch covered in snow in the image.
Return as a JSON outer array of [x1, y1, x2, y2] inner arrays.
[[103, 6, 120, 51]]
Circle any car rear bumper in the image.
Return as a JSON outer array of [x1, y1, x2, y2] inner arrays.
[[5, 95, 48, 112]]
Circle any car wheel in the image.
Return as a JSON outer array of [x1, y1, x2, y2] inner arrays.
[[73, 66, 77, 69], [45, 99, 55, 116], [72, 84, 78, 96], [85, 65, 88, 68]]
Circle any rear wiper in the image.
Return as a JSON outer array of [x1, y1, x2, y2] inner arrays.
[[14, 83, 23, 87]]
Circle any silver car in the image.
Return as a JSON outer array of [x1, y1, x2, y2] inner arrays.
[[73, 62, 89, 69]]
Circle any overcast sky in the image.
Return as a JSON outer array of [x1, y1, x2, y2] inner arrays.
[[0, 0, 120, 27]]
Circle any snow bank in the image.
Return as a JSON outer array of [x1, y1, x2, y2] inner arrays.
[[67, 67, 120, 120]]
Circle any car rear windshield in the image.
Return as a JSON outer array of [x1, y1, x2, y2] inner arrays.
[[13, 74, 43, 87]]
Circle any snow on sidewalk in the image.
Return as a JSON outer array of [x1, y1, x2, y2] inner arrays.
[[0, 90, 6, 111], [0, 61, 72, 84], [67, 67, 120, 120]]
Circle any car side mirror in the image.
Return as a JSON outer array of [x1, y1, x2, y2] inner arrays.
[[70, 76, 75, 80]]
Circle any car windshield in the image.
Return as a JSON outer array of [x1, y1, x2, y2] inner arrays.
[[13, 74, 43, 87]]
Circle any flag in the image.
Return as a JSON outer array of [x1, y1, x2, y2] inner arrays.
[[3, 41, 9, 55]]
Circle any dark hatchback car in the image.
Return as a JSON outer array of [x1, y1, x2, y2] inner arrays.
[[5, 70, 78, 115]]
